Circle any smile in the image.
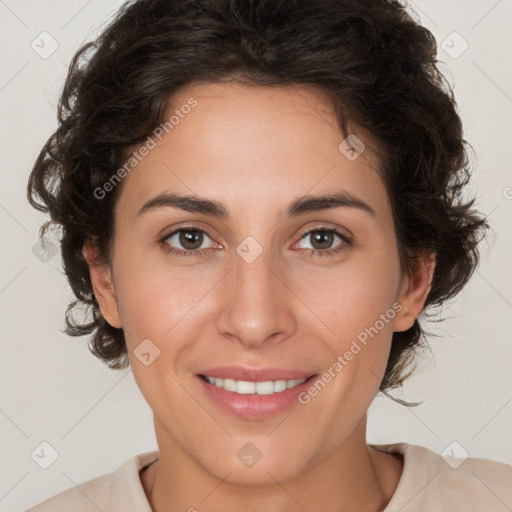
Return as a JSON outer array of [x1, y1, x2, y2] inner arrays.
[[200, 375, 308, 395]]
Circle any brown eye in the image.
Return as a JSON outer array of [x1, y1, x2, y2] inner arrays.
[[310, 230, 335, 250], [295, 227, 352, 258], [162, 227, 214, 255], [299, 229, 342, 251], [178, 230, 204, 250]]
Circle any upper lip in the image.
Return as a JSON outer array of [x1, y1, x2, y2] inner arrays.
[[197, 366, 317, 382]]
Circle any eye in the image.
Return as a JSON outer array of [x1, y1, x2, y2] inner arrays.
[[159, 226, 217, 257], [158, 225, 352, 259], [295, 227, 352, 257]]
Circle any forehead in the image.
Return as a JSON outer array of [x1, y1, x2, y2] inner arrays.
[[115, 81, 390, 225]]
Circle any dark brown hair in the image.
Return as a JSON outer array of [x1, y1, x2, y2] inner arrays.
[[27, 0, 489, 405]]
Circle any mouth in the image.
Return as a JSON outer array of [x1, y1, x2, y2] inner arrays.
[[198, 374, 317, 395], [195, 368, 319, 420]]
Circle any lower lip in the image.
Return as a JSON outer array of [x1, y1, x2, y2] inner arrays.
[[196, 375, 318, 420]]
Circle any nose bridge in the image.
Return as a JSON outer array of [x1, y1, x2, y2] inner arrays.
[[215, 235, 295, 348]]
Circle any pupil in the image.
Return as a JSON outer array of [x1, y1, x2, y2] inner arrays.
[[180, 230, 202, 250], [313, 231, 332, 250]]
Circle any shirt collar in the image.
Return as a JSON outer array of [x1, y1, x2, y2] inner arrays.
[[111, 450, 159, 512]]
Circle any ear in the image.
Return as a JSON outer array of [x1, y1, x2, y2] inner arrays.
[[393, 250, 436, 332], [82, 241, 122, 329]]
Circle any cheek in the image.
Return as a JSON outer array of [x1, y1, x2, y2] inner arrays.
[[295, 255, 400, 341], [114, 254, 211, 344], [290, 250, 400, 403], [114, 261, 219, 406], [116, 268, 202, 409]]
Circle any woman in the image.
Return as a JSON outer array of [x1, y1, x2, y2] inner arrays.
[[25, 0, 511, 510]]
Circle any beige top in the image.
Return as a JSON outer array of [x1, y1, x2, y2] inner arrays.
[[25, 442, 512, 511]]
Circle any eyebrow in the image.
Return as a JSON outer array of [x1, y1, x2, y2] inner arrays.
[[137, 190, 376, 219]]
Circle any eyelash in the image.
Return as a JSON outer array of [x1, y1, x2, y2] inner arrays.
[[158, 225, 352, 259]]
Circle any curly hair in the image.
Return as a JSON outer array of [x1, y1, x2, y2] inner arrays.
[[27, 0, 489, 404]]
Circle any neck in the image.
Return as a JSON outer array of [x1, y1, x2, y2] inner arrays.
[[141, 416, 403, 512]]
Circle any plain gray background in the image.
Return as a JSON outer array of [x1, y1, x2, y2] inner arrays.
[[1, 0, 511, 510]]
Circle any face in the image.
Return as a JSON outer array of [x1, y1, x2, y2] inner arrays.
[[86, 81, 433, 485]]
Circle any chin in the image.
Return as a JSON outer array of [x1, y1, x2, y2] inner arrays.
[[196, 442, 309, 486]]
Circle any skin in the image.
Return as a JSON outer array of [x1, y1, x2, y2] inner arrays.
[[84, 81, 436, 512]]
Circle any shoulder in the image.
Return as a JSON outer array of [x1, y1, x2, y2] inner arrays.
[[24, 473, 112, 512], [371, 442, 512, 511], [24, 450, 159, 512]]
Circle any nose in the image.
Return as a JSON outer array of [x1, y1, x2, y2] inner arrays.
[[215, 241, 297, 349]]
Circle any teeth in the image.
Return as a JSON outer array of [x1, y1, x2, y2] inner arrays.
[[237, 380, 255, 394], [203, 376, 307, 394]]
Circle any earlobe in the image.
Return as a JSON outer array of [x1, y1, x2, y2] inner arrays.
[[393, 251, 436, 333], [82, 242, 122, 329]]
